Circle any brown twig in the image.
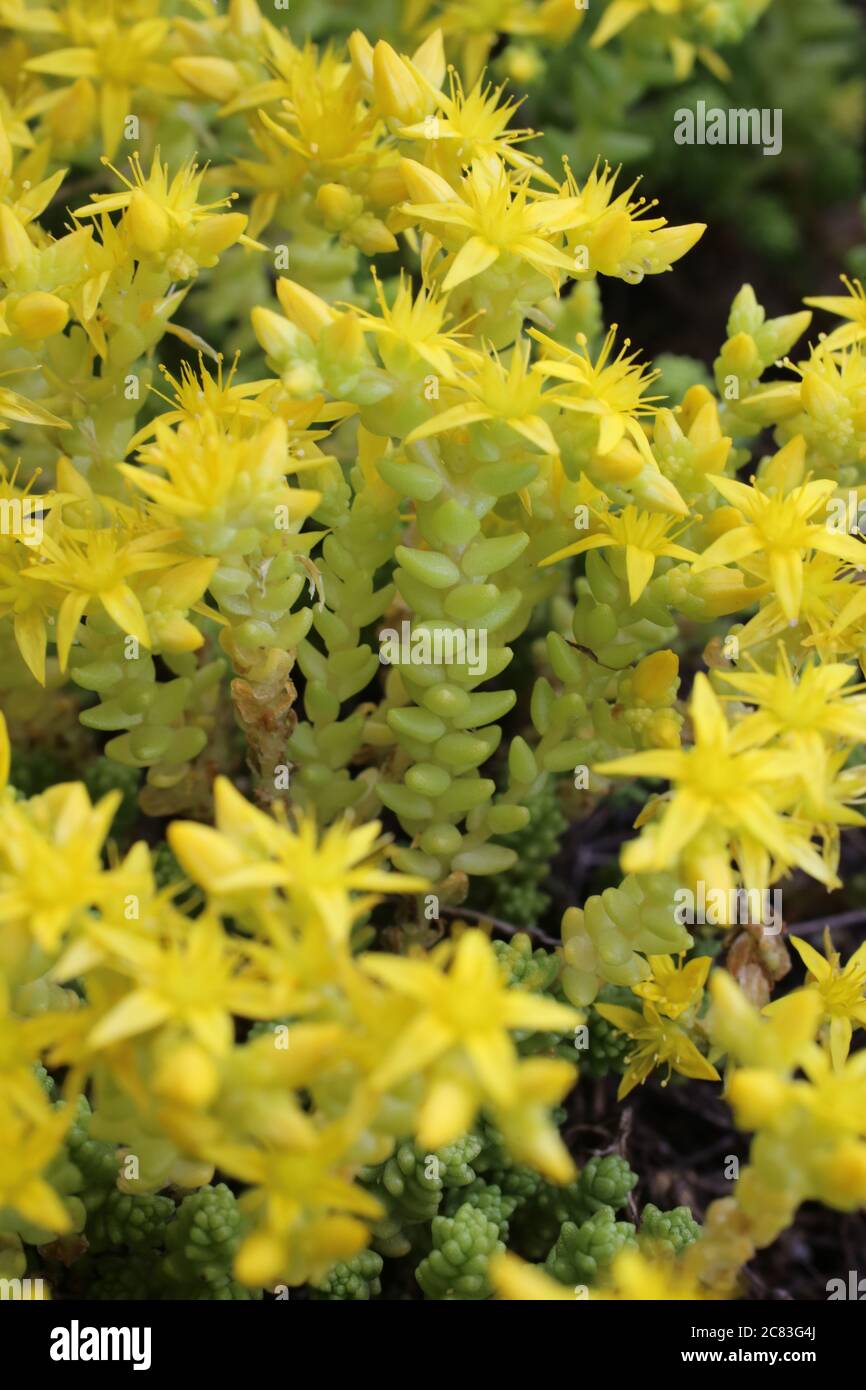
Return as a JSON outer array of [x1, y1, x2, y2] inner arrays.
[[786, 908, 866, 936], [437, 903, 560, 947]]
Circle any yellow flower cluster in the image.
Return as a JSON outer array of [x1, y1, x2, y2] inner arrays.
[[0, 709, 578, 1285]]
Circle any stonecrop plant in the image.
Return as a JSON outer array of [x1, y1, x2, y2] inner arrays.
[[1, 0, 865, 1305]]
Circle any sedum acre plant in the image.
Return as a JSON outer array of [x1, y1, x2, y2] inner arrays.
[[0, 0, 864, 1305]]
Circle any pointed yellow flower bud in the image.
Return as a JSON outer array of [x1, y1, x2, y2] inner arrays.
[[686, 399, 724, 449], [590, 438, 644, 482], [150, 612, 206, 653], [703, 505, 746, 543], [173, 56, 242, 103], [351, 215, 399, 256], [316, 182, 361, 229], [723, 331, 761, 375], [229, 0, 262, 37], [631, 465, 690, 516], [367, 162, 410, 207], [373, 41, 429, 124], [0, 206, 37, 273], [538, 0, 584, 39], [400, 157, 453, 205], [275, 277, 335, 341], [11, 292, 69, 340], [321, 310, 365, 360], [251, 305, 304, 360], [652, 408, 684, 453], [642, 222, 706, 273], [193, 211, 247, 260], [127, 188, 171, 254], [678, 383, 716, 429], [411, 29, 446, 89], [632, 649, 679, 704], [801, 370, 838, 418], [689, 566, 759, 618], [348, 29, 374, 85]]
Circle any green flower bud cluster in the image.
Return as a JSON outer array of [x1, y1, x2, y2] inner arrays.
[[310, 1110, 652, 1301], [573, 1155, 639, 1220], [505, 1153, 636, 1260], [490, 934, 577, 1063], [310, 1250, 384, 1300], [366, 1134, 484, 1226], [86, 1189, 175, 1255], [542, 1194, 701, 1287], [7, 1086, 262, 1300], [492, 932, 561, 992], [477, 1156, 546, 1208], [163, 1184, 246, 1295], [544, 1206, 637, 1286], [415, 1203, 505, 1300], [64, 1096, 123, 1210], [561, 873, 692, 1005], [475, 1120, 640, 1259], [442, 1181, 519, 1240], [21, 310, 158, 492], [639, 1202, 702, 1257]]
